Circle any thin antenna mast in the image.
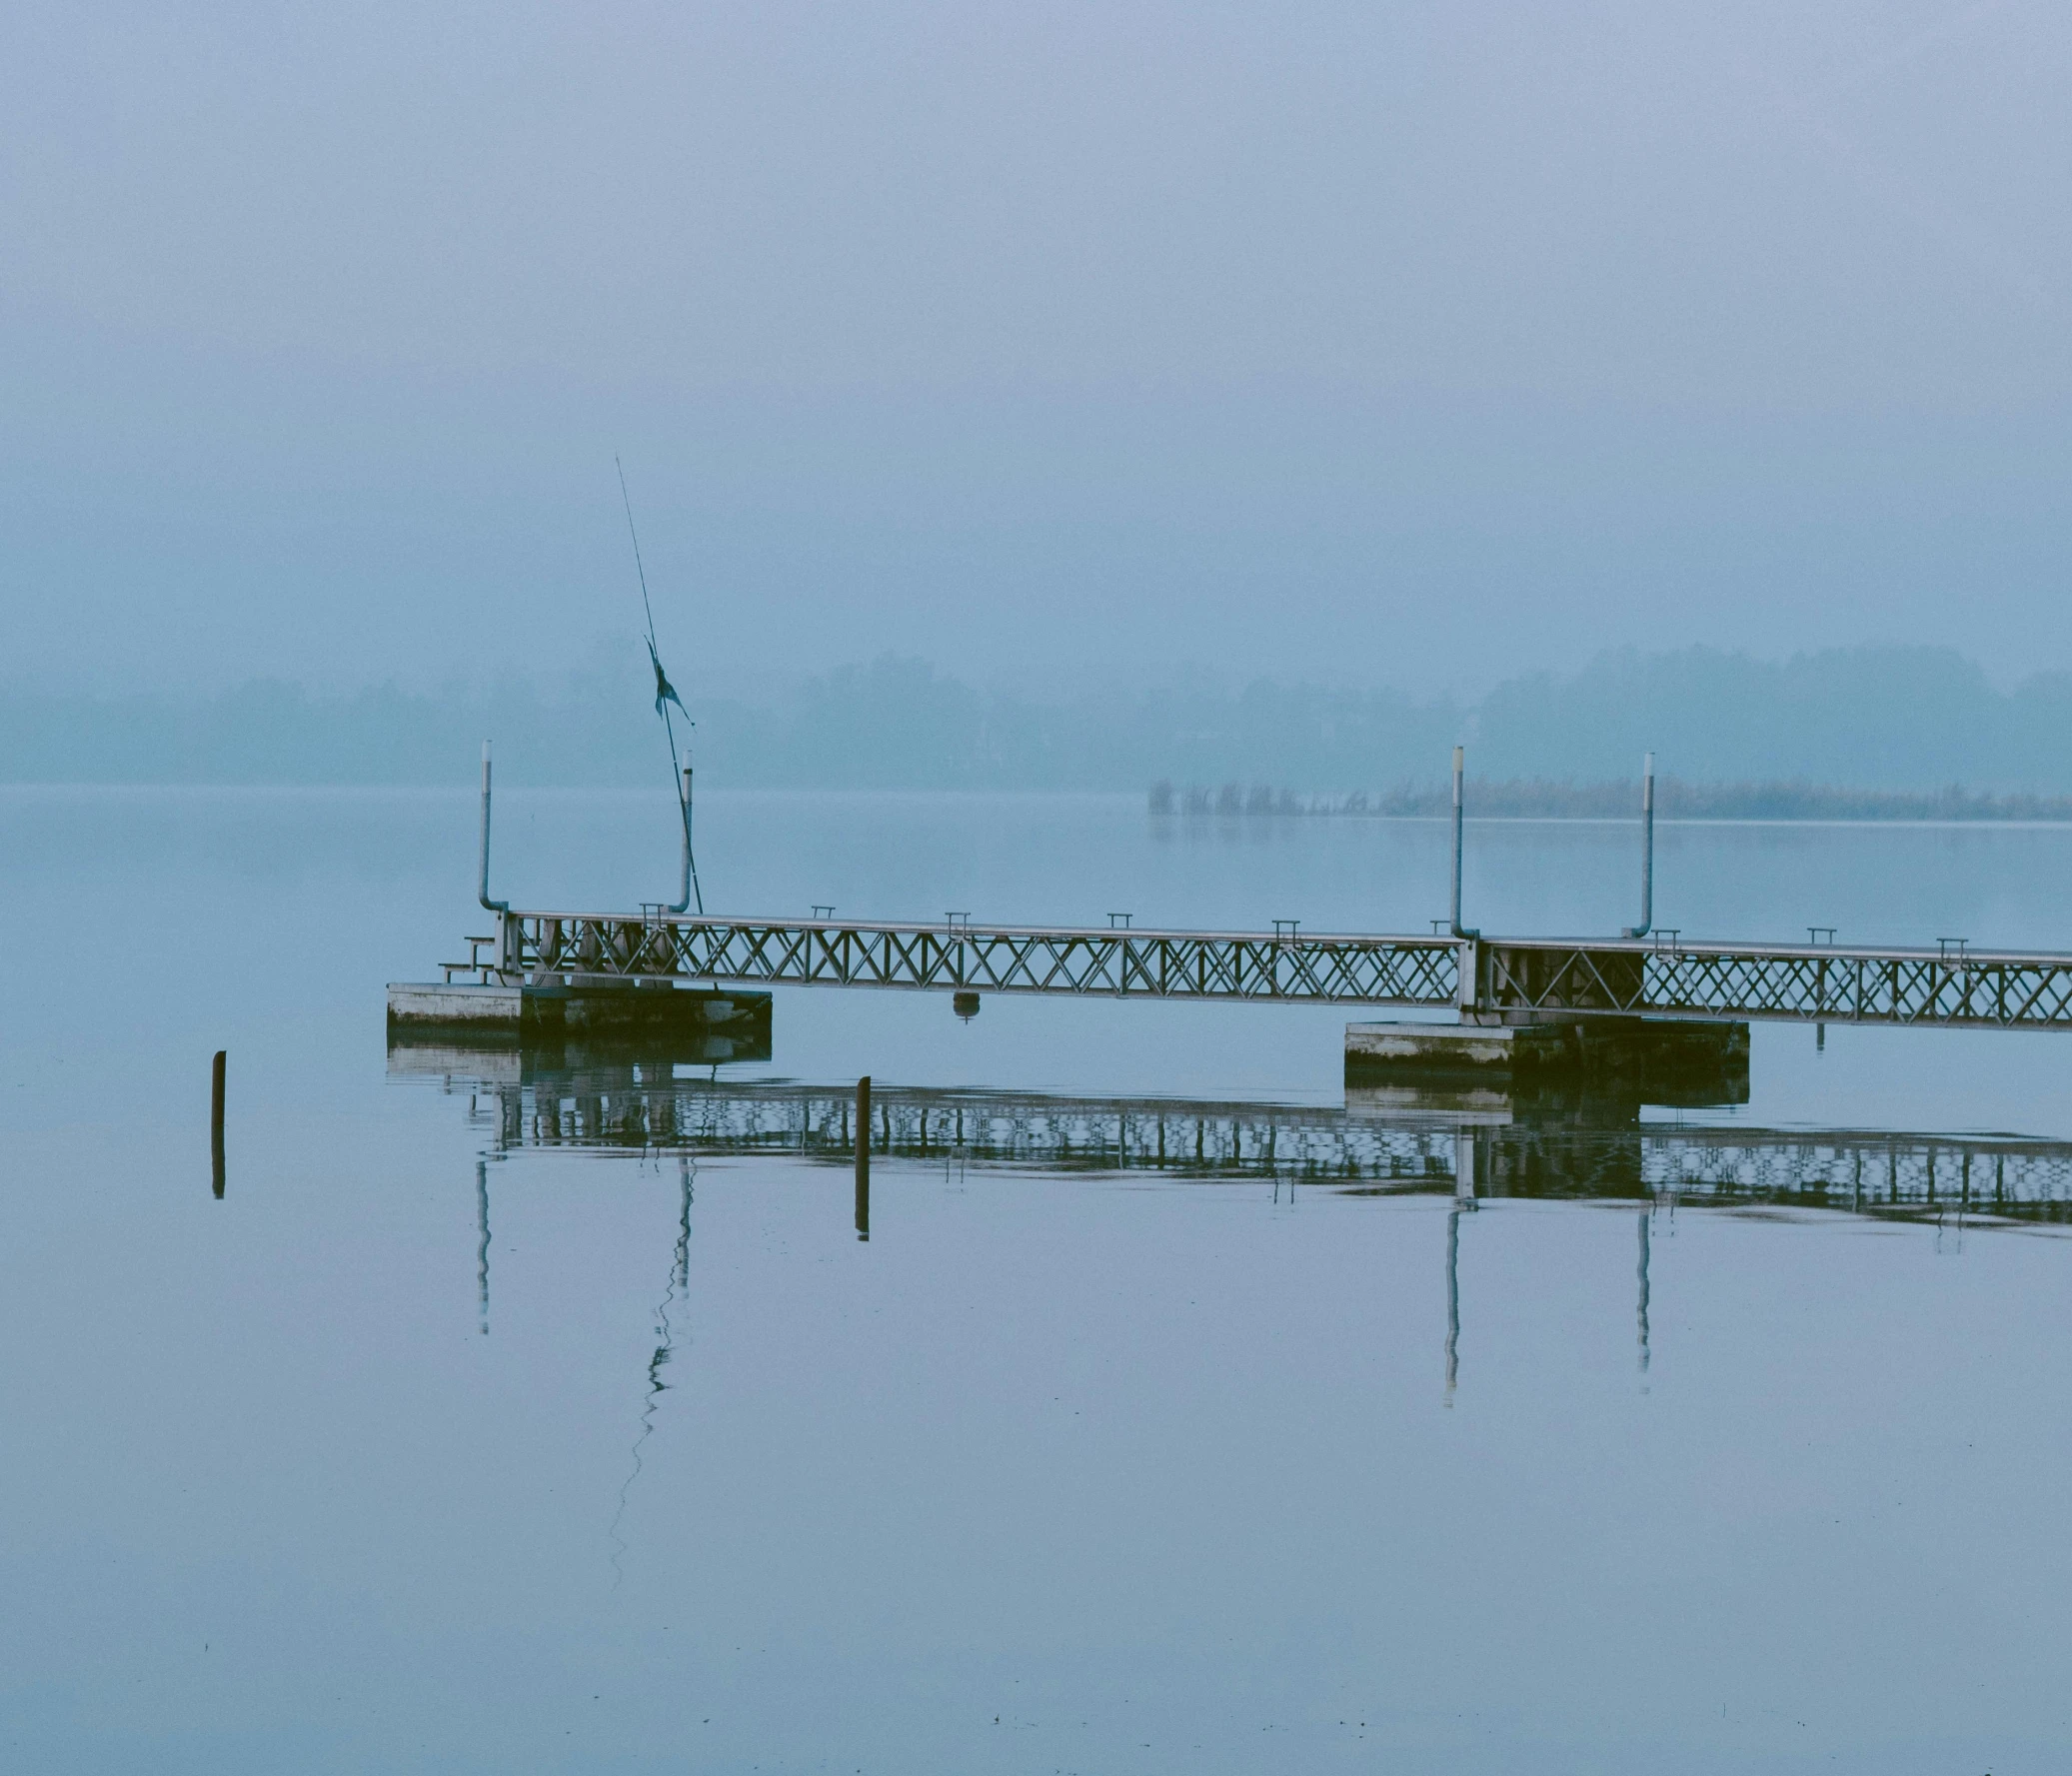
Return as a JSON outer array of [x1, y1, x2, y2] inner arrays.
[[617, 456, 662, 650], [616, 456, 704, 914]]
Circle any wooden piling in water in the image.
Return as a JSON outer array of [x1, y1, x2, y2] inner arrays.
[[210, 1050, 226, 1198]]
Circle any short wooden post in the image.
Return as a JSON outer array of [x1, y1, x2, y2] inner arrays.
[[210, 1050, 227, 1199]]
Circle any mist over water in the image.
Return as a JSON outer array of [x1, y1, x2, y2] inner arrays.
[[5, 789, 2072, 1771], [8, 6, 2072, 699], [14, 644, 2072, 796], [9, 1, 2072, 1766]]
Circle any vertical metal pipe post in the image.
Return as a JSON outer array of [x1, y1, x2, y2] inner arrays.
[[1623, 751, 1654, 938], [478, 742, 508, 914], [666, 762, 699, 915], [674, 764, 695, 913], [854, 1075, 871, 1240], [1448, 746, 1478, 940], [210, 1049, 226, 1199], [478, 741, 514, 977]]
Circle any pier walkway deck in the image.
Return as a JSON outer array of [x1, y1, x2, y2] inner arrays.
[[446, 910, 2072, 1033]]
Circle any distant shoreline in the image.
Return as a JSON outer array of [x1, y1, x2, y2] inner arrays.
[[1148, 779, 2072, 824], [2, 778, 2070, 825]]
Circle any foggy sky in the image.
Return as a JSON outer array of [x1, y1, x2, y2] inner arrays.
[[4, 1, 2069, 699]]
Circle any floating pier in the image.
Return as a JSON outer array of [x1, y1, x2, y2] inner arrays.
[[406, 742, 2072, 1061], [387, 978, 772, 1060], [427, 909, 2072, 1033]]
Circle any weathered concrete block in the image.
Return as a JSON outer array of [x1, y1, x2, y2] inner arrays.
[[387, 980, 772, 1042], [386, 983, 523, 1027], [1345, 1019, 1578, 1076]]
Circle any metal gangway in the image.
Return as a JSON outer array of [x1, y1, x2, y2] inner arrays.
[[451, 745, 2072, 1033], [449, 910, 2072, 1033]]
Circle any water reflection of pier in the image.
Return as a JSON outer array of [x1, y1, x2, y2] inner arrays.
[[396, 1046, 2072, 1411], [393, 1047, 2072, 1226]]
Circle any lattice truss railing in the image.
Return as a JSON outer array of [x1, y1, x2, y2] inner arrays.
[[484, 1084, 1458, 1179], [511, 913, 1460, 1006], [450, 1077, 2072, 1214], [494, 914, 2072, 1028], [1639, 1137, 2072, 1209], [1487, 942, 2072, 1029]]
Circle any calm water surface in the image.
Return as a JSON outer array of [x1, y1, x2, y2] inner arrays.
[[5, 787, 2072, 1772]]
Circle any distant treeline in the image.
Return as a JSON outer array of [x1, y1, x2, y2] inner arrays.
[[1151, 779, 2072, 822], [8, 644, 2072, 795]]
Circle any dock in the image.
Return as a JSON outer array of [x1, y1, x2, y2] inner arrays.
[[421, 909, 2072, 1032], [389, 745, 2072, 1084]]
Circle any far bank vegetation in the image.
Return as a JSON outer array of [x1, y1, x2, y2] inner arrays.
[[1147, 779, 2072, 822]]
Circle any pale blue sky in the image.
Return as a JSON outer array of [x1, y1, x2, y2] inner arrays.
[[3, 0, 2068, 696]]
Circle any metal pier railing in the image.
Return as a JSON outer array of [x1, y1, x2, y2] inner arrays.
[[460, 913, 1462, 1007], [449, 909, 2072, 1032]]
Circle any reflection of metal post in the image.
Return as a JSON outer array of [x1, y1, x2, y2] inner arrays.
[[1453, 1128, 1480, 1206], [1449, 747, 1479, 939], [1444, 1205, 1461, 1403], [677, 1155, 693, 1290], [1623, 752, 1654, 937], [476, 1159, 491, 1335], [1635, 1210, 1651, 1373], [1445, 1128, 1478, 1404], [855, 1075, 871, 1241]]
